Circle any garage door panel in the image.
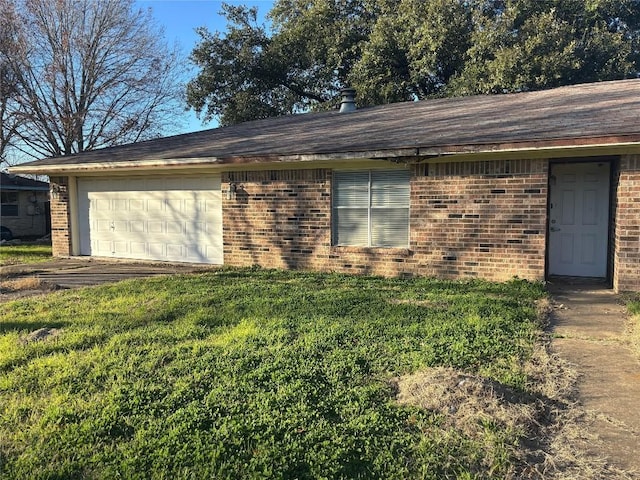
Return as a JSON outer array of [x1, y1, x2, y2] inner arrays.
[[130, 199, 145, 210], [130, 221, 145, 233], [148, 221, 163, 234], [149, 243, 164, 257], [92, 198, 108, 211], [190, 222, 204, 233], [113, 241, 128, 254], [78, 175, 222, 264], [96, 220, 111, 233], [165, 243, 183, 257], [113, 220, 128, 232], [130, 242, 147, 255], [166, 221, 183, 234], [147, 199, 164, 213], [166, 198, 182, 212], [113, 199, 128, 211], [94, 239, 111, 255]]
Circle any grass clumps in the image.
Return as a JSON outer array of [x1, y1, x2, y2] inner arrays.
[[625, 297, 640, 359], [0, 268, 550, 478], [0, 276, 56, 293]]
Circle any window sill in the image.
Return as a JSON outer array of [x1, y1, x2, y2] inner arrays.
[[330, 246, 413, 256]]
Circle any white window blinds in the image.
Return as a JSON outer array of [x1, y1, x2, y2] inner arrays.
[[332, 170, 410, 247]]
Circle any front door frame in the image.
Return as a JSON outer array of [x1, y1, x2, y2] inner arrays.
[[546, 156, 617, 284]]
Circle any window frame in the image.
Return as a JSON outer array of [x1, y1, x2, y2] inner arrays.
[[1, 191, 19, 217], [332, 169, 410, 248]]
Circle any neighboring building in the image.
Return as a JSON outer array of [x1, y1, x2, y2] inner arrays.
[[10, 79, 640, 291], [0, 172, 50, 239]]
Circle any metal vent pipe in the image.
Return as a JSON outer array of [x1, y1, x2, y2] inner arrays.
[[339, 88, 357, 113]]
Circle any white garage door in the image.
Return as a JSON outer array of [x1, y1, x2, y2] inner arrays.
[[77, 175, 223, 264]]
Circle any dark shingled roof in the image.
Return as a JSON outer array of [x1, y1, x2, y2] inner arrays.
[[0, 172, 49, 190], [12, 79, 640, 172]]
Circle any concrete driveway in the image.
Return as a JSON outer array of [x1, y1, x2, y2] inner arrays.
[[0, 258, 210, 301]]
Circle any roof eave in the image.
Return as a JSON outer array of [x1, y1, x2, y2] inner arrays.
[[0, 185, 50, 191], [9, 136, 640, 175]]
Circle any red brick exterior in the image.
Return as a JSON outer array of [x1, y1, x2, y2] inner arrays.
[[613, 155, 640, 292], [222, 159, 548, 282], [49, 176, 72, 257], [410, 160, 548, 281], [222, 169, 332, 271], [46, 156, 640, 291]]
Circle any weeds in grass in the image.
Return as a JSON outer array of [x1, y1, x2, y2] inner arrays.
[[0, 269, 554, 478], [625, 296, 640, 359], [517, 299, 636, 479]]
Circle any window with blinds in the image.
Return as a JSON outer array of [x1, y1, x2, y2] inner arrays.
[[332, 170, 410, 247]]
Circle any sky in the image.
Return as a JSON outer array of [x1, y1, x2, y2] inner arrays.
[[136, 0, 274, 134]]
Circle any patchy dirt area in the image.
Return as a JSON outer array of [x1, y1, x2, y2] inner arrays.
[[393, 296, 638, 479], [0, 258, 209, 303], [0, 276, 62, 302]]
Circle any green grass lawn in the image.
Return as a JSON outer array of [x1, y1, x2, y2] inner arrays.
[[0, 269, 546, 479], [0, 244, 52, 266]]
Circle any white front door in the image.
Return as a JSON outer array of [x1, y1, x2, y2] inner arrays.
[[548, 162, 610, 277], [77, 175, 223, 264]]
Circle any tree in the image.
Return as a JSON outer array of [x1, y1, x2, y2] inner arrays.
[[0, 0, 184, 160], [187, 0, 640, 126], [186, 2, 374, 125], [0, 1, 23, 168], [350, 0, 472, 104], [447, 0, 640, 95]]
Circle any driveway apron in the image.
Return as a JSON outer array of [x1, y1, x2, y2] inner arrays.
[[547, 281, 640, 473], [0, 258, 207, 301]]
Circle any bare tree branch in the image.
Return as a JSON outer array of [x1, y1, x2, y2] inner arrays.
[[0, 0, 184, 161]]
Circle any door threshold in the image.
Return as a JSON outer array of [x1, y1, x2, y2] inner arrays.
[[546, 275, 610, 287]]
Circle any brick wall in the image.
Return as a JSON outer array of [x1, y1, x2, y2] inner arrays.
[[49, 176, 72, 257], [613, 155, 640, 292], [222, 169, 333, 270], [222, 169, 421, 276], [222, 160, 549, 281], [410, 159, 548, 281], [45, 157, 640, 290]]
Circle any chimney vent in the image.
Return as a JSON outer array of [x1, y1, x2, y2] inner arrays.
[[339, 87, 356, 113]]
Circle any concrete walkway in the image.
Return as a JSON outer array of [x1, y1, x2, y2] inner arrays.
[[547, 280, 640, 474]]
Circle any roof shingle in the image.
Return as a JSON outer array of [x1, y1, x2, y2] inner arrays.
[[12, 79, 640, 172]]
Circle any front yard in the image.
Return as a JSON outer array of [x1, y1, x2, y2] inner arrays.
[[0, 269, 551, 478]]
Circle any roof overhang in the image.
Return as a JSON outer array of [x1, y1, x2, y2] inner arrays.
[[0, 185, 50, 191], [10, 137, 640, 176]]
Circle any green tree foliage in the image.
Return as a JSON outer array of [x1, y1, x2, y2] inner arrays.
[[187, 0, 640, 126], [449, 0, 640, 95]]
